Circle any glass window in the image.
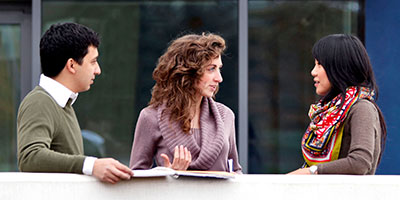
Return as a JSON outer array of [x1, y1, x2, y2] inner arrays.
[[248, 0, 363, 173], [42, 0, 238, 165], [0, 24, 20, 171]]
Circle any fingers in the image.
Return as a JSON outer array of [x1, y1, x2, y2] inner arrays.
[[92, 158, 133, 184], [170, 145, 192, 170], [117, 162, 133, 178], [174, 145, 185, 168], [103, 171, 120, 184], [104, 177, 118, 184], [160, 153, 172, 168], [173, 146, 179, 167], [180, 145, 185, 165], [184, 147, 192, 169], [114, 162, 134, 179]]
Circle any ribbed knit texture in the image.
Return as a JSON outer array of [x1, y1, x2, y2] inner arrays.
[[158, 97, 226, 170], [130, 97, 242, 172]]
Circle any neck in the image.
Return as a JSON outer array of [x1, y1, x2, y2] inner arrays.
[[53, 74, 78, 93], [190, 96, 203, 129]]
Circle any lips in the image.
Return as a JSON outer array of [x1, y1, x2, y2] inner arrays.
[[209, 85, 217, 91], [313, 79, 319, 87]]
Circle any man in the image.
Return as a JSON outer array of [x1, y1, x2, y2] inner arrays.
[[17, 22, 133, 184]]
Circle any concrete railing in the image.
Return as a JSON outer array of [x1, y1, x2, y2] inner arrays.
[[1, 173, 400, 199]]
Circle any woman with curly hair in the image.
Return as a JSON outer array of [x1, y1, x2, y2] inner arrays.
[[129, 33, 242, 173]]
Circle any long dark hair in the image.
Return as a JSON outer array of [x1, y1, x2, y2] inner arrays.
[[312, 34, 387, 164]]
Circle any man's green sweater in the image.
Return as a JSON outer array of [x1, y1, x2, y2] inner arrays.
[[17, 86, 85, 173]]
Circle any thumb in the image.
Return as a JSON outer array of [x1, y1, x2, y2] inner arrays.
[[160, 153, 172, 168]]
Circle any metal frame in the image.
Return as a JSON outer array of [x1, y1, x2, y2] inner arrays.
[[238, 0, 248, 173], [0, 3, 31, 171], [31, 0, 41, 89], [0, 8, 31, 102], [0, 0, 40, 98]]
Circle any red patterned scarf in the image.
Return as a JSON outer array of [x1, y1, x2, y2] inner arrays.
[[301, 86, 374, 167]]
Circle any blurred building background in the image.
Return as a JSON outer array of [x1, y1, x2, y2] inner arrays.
[[0, 0, 398, 174]]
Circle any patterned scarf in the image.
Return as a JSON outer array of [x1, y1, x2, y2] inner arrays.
[[301, 86, 374, 167]]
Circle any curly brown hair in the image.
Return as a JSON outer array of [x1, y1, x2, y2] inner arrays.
[[149, 33, 226, 133]]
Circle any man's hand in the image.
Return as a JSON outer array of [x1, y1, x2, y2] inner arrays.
[[92, 158, 133, 184], [160, 145, 192, 170]]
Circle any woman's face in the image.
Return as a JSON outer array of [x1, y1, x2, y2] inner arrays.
[[196, 55, 223, 98], [311, 59, 332, 96]]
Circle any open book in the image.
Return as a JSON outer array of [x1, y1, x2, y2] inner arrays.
[[132, 167, 235, 179]]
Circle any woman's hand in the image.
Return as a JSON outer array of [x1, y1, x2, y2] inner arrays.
[[160, 145, 192, 170], [287, 168, 312, 175]]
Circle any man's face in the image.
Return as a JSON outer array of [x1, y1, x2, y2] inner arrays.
[[74, 45, 101, 93]]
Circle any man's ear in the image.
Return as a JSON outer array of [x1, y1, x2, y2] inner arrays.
[[66, 58, 77, 74]]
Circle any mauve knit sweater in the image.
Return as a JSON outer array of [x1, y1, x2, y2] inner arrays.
[[129, 97, 242, 173]]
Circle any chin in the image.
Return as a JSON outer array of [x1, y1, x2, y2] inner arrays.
[[200, 92, 213, 98], [205, 93, 214, 98], [81, 86, 91, 92]]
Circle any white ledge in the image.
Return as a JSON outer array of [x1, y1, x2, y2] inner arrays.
[[1, 173, 400, 200]]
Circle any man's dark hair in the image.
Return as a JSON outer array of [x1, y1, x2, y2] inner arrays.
[[40, 22, 100, 77]]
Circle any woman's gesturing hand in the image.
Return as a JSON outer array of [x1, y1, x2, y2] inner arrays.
[[160, 145, 192, 170]]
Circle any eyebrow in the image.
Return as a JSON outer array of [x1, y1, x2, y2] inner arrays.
[[208, 64, 223, 68]]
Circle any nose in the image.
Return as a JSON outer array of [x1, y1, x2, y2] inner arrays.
[[215, 69, 223, 83], [95, 64, 101, 75], [310, 65, 317, 77]]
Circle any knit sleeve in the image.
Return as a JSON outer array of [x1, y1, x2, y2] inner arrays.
[[317, 100, 380, 174], [129, 107, 159, 169], [17, 92, 85, 173], [226, 108, 242, 174]]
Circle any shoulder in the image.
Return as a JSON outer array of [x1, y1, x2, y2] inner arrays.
[[212, 99, 235, 119], [21, 87, 51, 102], [19, 86, 58, 113], [349, 99, 378, 116], [139, 105, 158, 118], [134, 106, 161, 137], [346, 99, 379, 125], [17, 87, 60, 128], [137, 106, 159, 125]]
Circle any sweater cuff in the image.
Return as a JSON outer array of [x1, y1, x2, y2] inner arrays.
[[82, 156, 97, 175]]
